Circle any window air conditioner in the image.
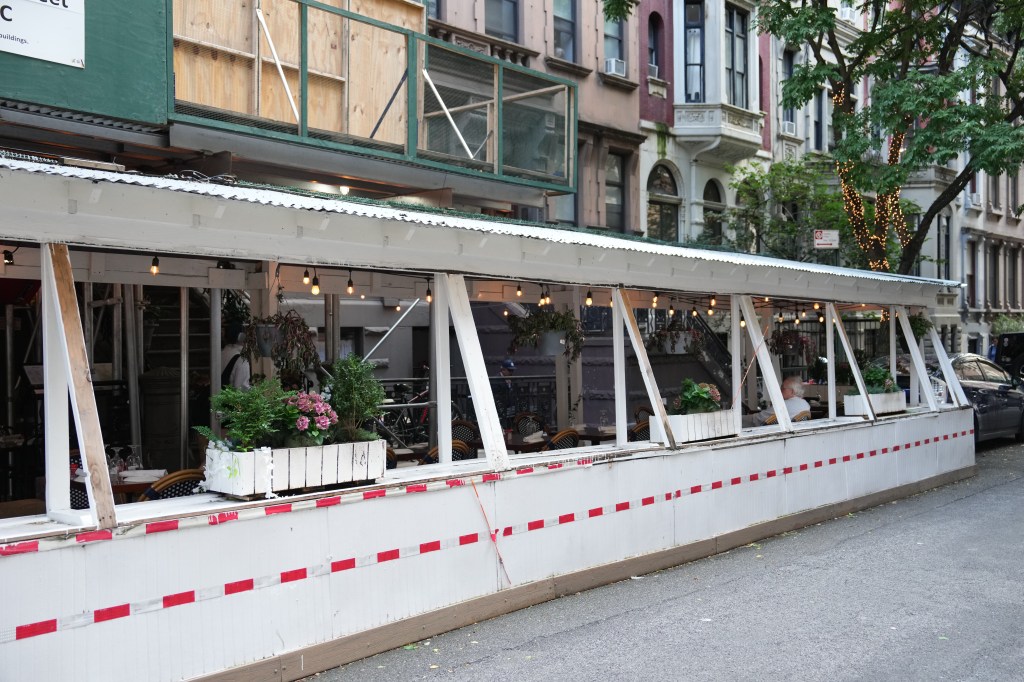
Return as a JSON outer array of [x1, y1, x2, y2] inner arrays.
[[648, 63, 659, 79], [604, 58, 626, 77], [782, 120, 797, 136]]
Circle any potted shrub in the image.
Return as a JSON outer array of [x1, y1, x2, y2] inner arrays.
[[649, 378, 738, 443], [507, 306, 585, 361], [195, 371, 385, 498], [843, 365, 906, 416], [241, 309, 319, 389]]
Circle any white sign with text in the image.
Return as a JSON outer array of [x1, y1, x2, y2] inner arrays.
[[814, 229, 840, 249], [0, 0, 84, 68]]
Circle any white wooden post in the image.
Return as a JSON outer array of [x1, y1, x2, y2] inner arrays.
[[42, 246, 71, 515], [928, 326, 968, 407], [612, 289, 628, 447], [433, 273, 452, 463], [730, 295, 742, 433], [895, 306, 938, 411], [827, 302, 874, 420], [443, 274, 508, 469], [739, 296, 791, 431], [826, 303, 836, 420], [615, 289, 674, 447]]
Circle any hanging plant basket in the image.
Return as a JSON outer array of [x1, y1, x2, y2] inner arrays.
[[254, 324, 281, 357], [538, 330, 566, 356]]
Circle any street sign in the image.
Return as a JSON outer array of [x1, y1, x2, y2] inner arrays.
[[0, 0, 85, 68], [814, 229, 839, 249]]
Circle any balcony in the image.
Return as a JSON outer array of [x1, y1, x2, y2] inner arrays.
[[169, 0, 574, 194], [671, 103, 763, 164]]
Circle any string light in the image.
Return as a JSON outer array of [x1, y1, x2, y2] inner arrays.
[[800, 309, 807, 319], [150, 256, 160, 275], [818, 312, 826, 323], [302, 268, 310, 285], [813, 302, 820, 310], [668, 303, 675, 317], [710, 294, 717, 307], [707, 307, 714, 316], [425, 283, 433, 304], [585, 290, 593, 306], [777, 311, 784, 323], [516, 283, 523, 298], [311, 267, 320, 296], [691, 307, 698, 317], [395, 304, 401, 312], [794, 316, 800, 325], [652, 292, 659, 307], [740, 319, 746, 328], [346, 270, 354, 295], [503, 309, 509, 316]]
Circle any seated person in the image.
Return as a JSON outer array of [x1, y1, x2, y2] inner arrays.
[[746, 376, 811, 426]]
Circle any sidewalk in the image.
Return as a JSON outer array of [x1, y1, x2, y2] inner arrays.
[[312, 441, 1024, 681]]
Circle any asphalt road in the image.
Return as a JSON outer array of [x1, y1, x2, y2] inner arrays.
[[309, 440, 1024, 681]]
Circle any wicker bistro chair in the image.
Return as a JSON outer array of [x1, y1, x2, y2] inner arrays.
[[541, 429, 580, 451], [628, 420, 650, 442], [451, 419, 480, 445], [513, 412, 545, 436], [419, 440, 473, 465], [137, 469, 206, 502], [633, 404, 655, 423], [762, 410, 811, 426]]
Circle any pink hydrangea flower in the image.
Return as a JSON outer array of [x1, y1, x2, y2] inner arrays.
[[315, 415, 330, 430], [296, 416, 310, 431]]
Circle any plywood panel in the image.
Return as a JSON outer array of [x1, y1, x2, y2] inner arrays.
[[173, 0, 253, 54], [260, 0, 300, 66], [352, 0, 424, 30], [174, 43, 255, 114], [309, 1, 346, 77], [308, 75, 345, 133], [259, 62, 300, 124], [347, 13, 411, 144]]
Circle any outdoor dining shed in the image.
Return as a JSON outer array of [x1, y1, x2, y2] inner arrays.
[[0, 157, 973, 681]]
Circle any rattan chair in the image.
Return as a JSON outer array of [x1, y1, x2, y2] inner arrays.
[[137, 469, 206, 501], [633, 404, 655, 423], [513, 412, 544, 436], [419, 440, 473, 465], [628, 420, 650, 442], [762, 410, 811, 426], [541, 429, 580, 451], [451, 419, 480, 445]]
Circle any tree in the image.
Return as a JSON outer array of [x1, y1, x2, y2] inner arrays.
[[759, 1, 1024, 274], [603, 0, 639, 21], [712, 158, 883, 268]]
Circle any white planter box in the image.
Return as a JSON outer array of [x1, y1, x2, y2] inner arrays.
[[843, 392, 907, 416], [649, 410, 738, 444], [205, 440, 386, 497]]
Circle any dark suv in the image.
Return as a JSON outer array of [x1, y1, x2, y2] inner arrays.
[[995, 332, 1024, 378]]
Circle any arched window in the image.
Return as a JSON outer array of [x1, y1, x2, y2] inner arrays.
[[647, 13, 663, 79], [702, 180, 724, 245], [647, 165, 680, 242]]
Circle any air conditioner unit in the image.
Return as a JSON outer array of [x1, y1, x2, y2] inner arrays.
[[969, 192, 982, 206], [782, 120, 797, 136], [648, 63, 659, 79], [604, 58, 626, 77], [838, 6, 855, 21]]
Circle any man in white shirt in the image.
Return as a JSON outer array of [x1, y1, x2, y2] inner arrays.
[[750, 375, 810, 426], [220, 330, 250, 390]]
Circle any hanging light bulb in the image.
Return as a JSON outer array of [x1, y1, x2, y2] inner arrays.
[[425, 286, 433, 304], [539, 292, 546, 306], [710, 294, 717, 307], [150, 256, 160, 275], [395, 304, 401, 312], [777, 311, 784, 323], [302, 269, 310, 285], [503, 309, 509, 316], [585, 290, 593, 306], [794, 316, 800, 325], [516, 283, 523, 298], [311, 269, 320, 296], [691, 307, 698, 317], [346, 270, 354, 295], [652, 292, 659, 306], [813, 302, 821, 310], [800, 309, 807, 319], [740, 319, 746, 328], [668, 304, 675, 317], [764, 296, 771, 303], [707, 307, 714, 316], [818, 312, 826, 323]]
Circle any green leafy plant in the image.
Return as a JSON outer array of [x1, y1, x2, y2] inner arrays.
[[849, 366, 898, 395], [323, 354, 386, 443], [670, 379, 722, 415], [991, 314, 1024, 335], [768, 330, 817, 364], [281, 391, 338, 446], [507, 306, 586, 362], [242, 309, 319, 389], [194, 377, 292, 451]]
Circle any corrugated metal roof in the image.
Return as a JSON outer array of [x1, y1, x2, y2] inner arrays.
[[0, 156, 961, 290]]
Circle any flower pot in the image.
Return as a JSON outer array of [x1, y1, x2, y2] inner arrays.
[[204, 439, 387, 497], [538, 331, 565, 356], [843, 391, 907, 416], [649, 410, 738, 444]]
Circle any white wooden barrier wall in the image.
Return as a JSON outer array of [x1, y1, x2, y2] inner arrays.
[[0, 409, 973, 681]]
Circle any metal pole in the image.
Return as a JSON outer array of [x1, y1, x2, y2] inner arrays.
[[83, 282, 93, 366], [122, 286, 142, 454], [5, 304, 13, 498], [324, 293, 335, 364], [112, 284, 122, 381], [180, 287, 189, 469], [209, 288, 222, 432], [365, 299, 422, 360]]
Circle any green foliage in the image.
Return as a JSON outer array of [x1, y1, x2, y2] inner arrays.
[[670, 379, 722, 415], [194, 377, 292, 451], [324, 354, 386, 443], [851, 366, 899, 395], [242, 309, 319, 389], [991, 314, 1024, 335], [758, 0, 1024, 274], [507, 306, 586, 361], [602, 0, 639, 21]]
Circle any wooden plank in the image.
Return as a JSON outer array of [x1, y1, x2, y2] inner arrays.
[[612, 288, 628, 447], [173, 42, 256, 114], [48, 244, 116, 529], [173, 0, 253, 53], [740, 296, 792, 431], [828, 303, 874, 420], [616, 289, 674, 447], [895, 306, 938, 411], [42, 244, 70, 514]]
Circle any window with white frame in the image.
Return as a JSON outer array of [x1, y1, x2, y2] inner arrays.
[[648, 13, 663, 78], [702, 180, 725, 245], [606, 152, 627, 231], [604, 18, 624, 63], [553, 0, 576, 61], [486, 0, 518, 43], [725, 5, 748, 108], [684, 0, 704, 102], [647, 164, 680, 241]]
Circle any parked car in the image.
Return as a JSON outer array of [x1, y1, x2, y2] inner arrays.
[[946, 353, 1024, 442]]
